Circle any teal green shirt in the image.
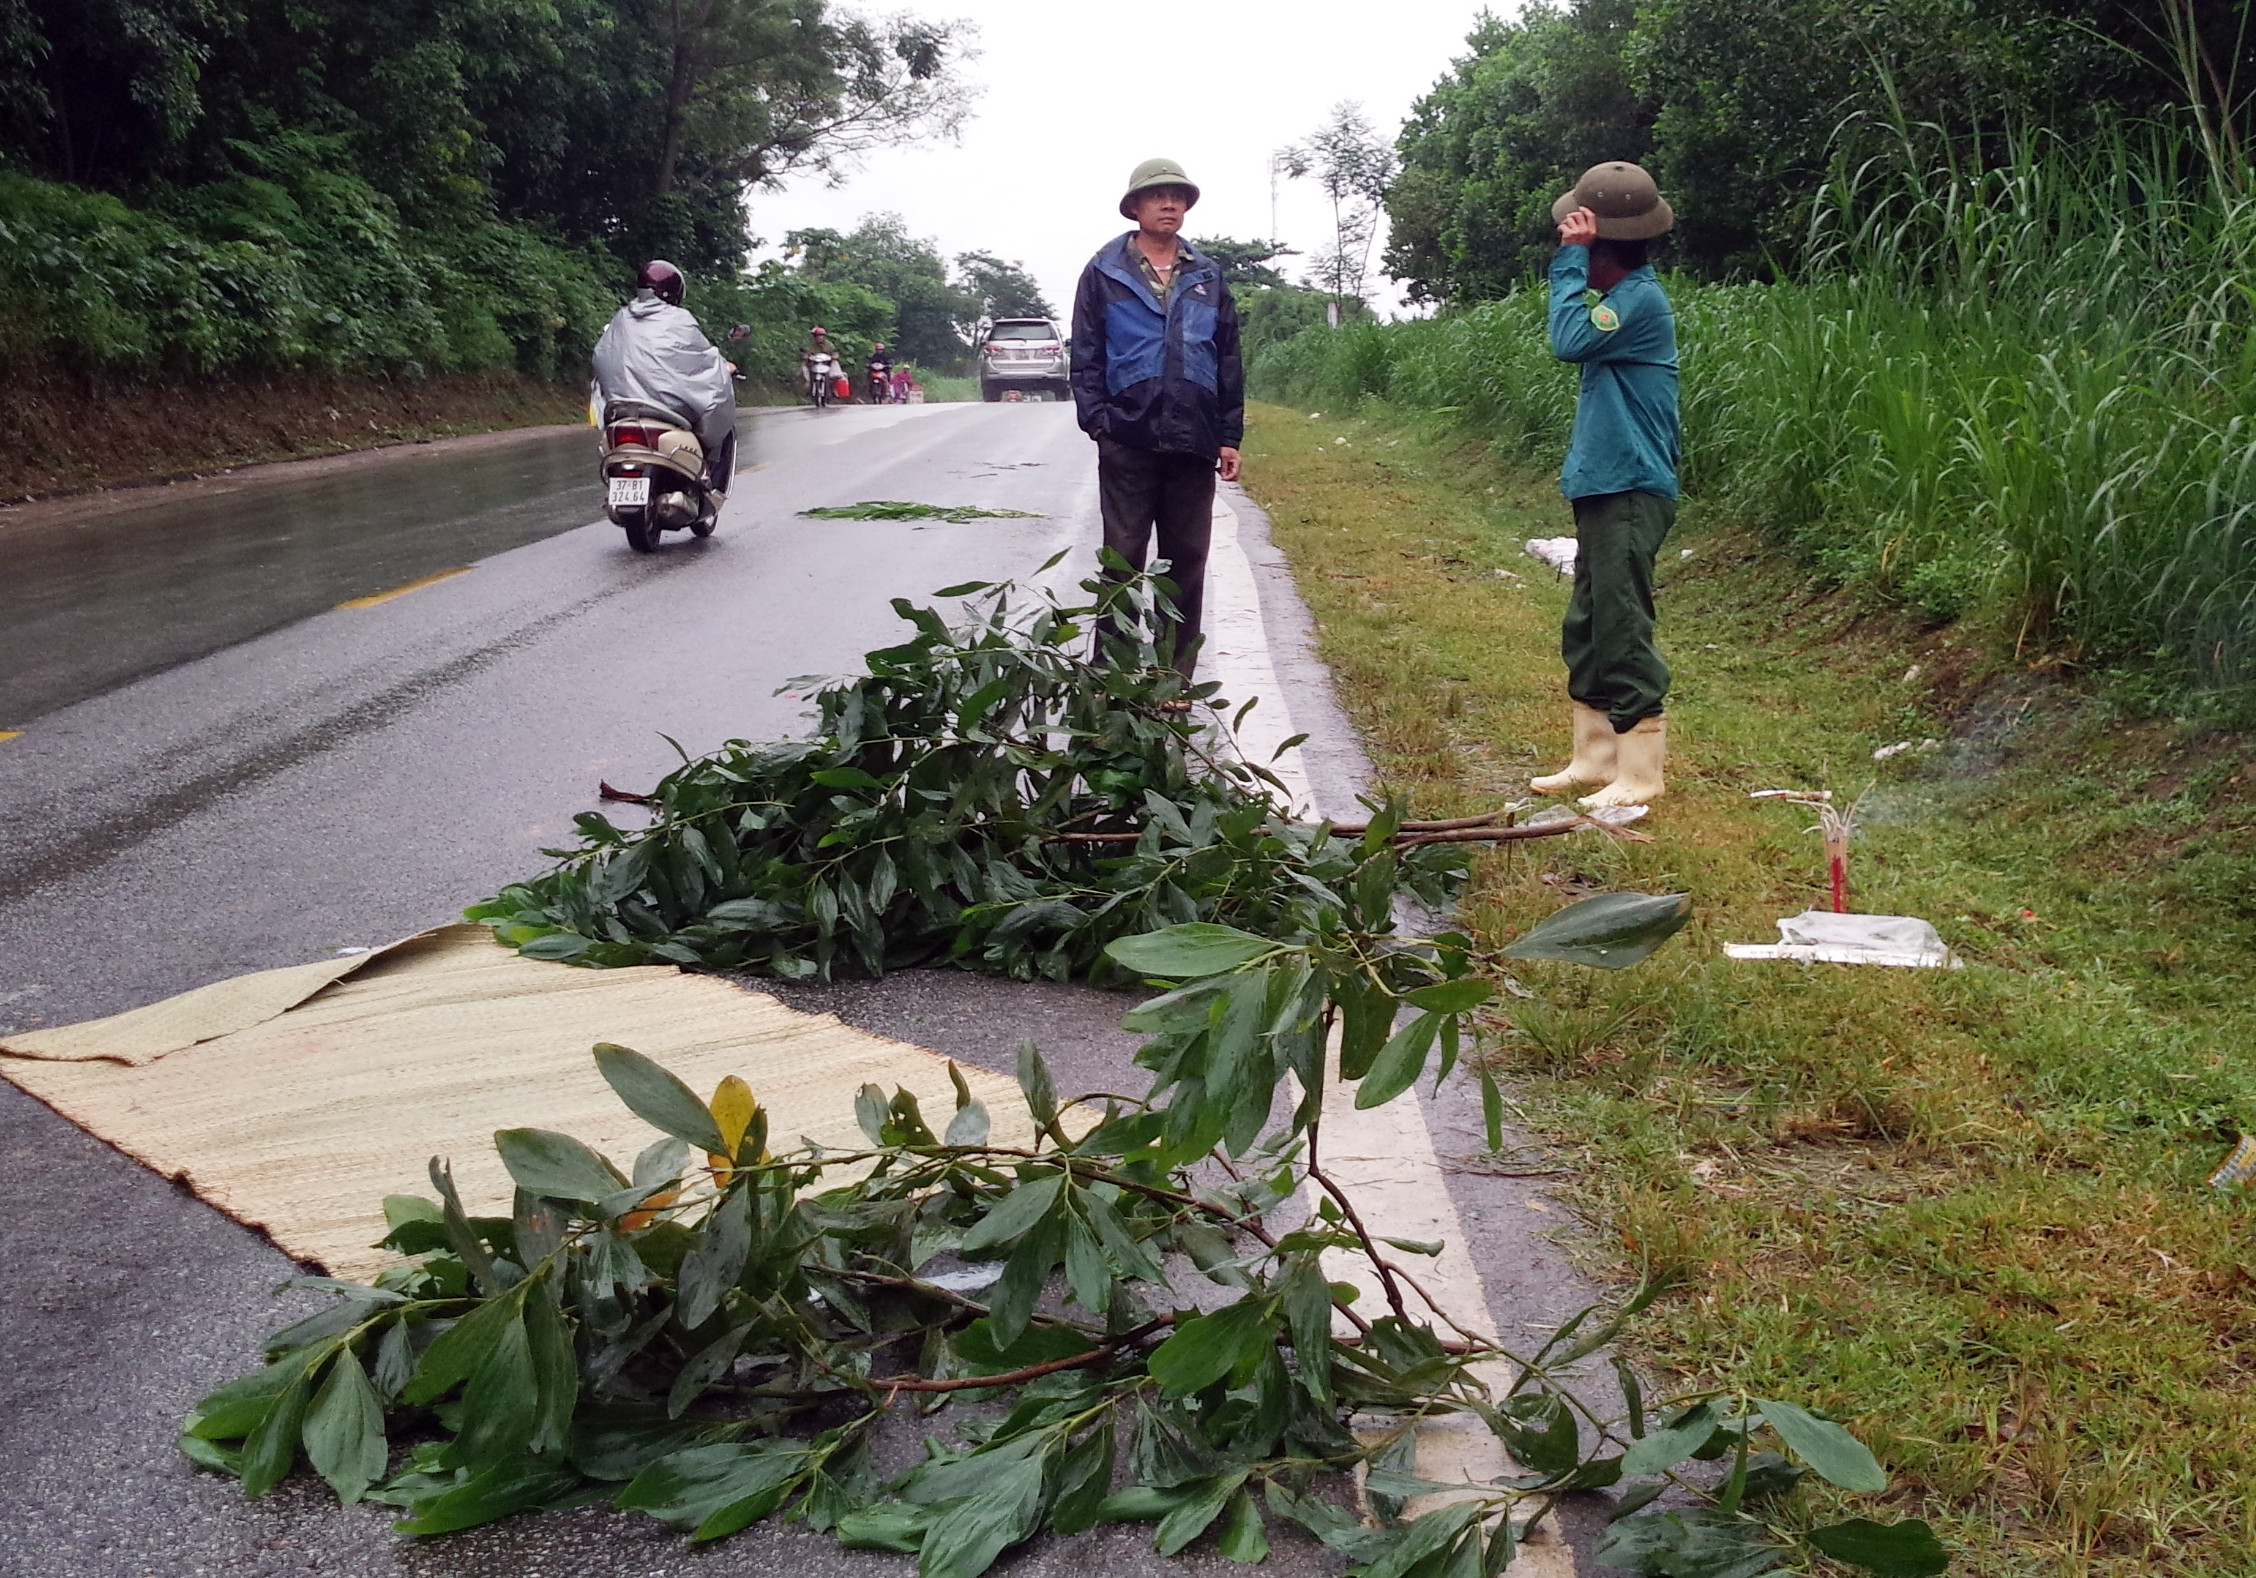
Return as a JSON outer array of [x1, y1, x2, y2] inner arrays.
[[1549, 248, 1680, 500]]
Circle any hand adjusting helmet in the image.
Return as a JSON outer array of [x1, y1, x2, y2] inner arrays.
[[1549, 163, 1674, 239], [637, 259, 685, 305]]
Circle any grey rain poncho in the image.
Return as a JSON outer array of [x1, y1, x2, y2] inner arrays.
[[589, 292, 737, 455]]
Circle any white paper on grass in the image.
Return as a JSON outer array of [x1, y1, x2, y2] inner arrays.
[[1524, 537, 1578, 575], [1723, 910, 1960, 968]]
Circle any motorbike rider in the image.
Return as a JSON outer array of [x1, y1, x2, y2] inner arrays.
[[589, 260, 738, 497], [800, 326, 839, 402], [865, 341, 895, 403]]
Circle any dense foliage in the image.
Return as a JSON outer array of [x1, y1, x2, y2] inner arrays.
[[2, 0, 975, 268], [0, 163, 618, 381], [1384, 0, 2231, 293], [468, 568, 1480, 977], [0, 0, 987, 386]]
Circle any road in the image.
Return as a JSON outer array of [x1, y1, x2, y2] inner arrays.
[[0, 405, 1606, 1577]]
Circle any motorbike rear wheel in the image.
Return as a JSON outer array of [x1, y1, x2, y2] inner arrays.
[[623, 509, 660, 554]]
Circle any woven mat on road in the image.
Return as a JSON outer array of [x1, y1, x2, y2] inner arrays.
[[0, 925, 1025, 1279]]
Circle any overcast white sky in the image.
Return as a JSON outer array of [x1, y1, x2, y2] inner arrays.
[[748, 0, 1511, 318]]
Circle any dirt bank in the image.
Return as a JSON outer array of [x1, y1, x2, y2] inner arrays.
[[0, 368, 587, 501]]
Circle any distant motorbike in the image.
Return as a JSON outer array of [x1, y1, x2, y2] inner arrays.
[[600, 400, 719, 554], [805, 352, 839, 408]]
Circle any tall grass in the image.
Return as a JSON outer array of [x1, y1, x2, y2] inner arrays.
[[1253, 125, 2256, 698]]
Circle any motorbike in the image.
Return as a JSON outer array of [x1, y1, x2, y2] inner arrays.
[[805, 352, 839, 408], [600, 399, 719, 554]]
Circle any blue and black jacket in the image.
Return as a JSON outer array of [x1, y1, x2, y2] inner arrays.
[[1070, 233, 1243, 458]]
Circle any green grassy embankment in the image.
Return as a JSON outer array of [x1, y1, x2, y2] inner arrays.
[[1240, 401, 2256, 1578]]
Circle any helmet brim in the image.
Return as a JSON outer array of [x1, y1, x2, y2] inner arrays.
[[1551, 187, 1675, 240], [1120, 182, 1201, 221]]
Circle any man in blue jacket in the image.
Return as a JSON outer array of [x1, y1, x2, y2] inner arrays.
[[1071, 158, 1244, 683], [1528, 161, 1681, 808]]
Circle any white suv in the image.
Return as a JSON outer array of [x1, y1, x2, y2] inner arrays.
[[978, 318, 1069, 402]]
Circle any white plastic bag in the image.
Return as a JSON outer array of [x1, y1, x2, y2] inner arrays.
[[1524, 537, 1578, 575], [1723, 910, 1959, 968]]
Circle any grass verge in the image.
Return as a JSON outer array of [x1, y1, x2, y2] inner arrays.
[[1238, 400, 2256, 1577]]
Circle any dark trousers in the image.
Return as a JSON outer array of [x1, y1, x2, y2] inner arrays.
[[1563, 488, 1675, 731], [706, 428, 736, 494], [1096, 437, 1214, 677]]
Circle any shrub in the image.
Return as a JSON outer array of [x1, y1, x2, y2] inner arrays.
[[0, 151, 620, 382]]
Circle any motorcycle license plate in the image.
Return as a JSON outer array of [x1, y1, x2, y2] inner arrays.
[[608, 476, 650, 507]]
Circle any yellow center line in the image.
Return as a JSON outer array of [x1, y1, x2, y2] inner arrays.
[[335, 566, 473, 609], [0, 731, 21, 744]]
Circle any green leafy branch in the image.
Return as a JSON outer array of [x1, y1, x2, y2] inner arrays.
[[465, 569, 1596, 982], [800, 501, 1045, 523], [182, 914, 1942, 1577]]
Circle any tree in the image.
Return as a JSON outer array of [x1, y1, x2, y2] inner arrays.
[[1381, 0, 2159, 292], [953, 250, 1053, 322], [786, 213, 974, 369], [1, 0, 234, 188], [1630, 0, 2117, 271], [0, 0, 983, 275], [645, 1, 976, 202], [1384, 2, 1650, 303], [1279, 102, 1398, 308], [1189, 235, 1296, 290]]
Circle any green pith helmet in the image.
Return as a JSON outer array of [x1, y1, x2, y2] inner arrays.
[[1550, 161, 1675, 240], [1120, 158, 1200, 220]]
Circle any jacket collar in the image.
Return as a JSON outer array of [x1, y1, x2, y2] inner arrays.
[[1602, 264, 1658, 299], [1096, 232, 1215, 311]]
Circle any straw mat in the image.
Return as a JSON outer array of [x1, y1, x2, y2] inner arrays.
[[0, 925, 1026, 1278]]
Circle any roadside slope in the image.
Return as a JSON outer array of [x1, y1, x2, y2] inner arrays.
[[1238, 401, 2256, 1578], [1, 371, 585, 502]]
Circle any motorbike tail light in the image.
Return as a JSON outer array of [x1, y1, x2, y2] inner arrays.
[[609, 422, 665, 449]]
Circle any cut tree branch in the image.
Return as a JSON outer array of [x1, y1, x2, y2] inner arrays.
[[875, 1318, 1170, 1393]]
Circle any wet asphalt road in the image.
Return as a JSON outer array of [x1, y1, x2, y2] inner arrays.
[[0, 427, 599, 726], [0, 406, 1609, 1577]]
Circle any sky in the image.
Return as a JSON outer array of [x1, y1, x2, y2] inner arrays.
[[747, 0, 1510, 319]]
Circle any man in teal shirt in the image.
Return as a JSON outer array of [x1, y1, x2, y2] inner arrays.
[[1529, 161, 1680, 808]]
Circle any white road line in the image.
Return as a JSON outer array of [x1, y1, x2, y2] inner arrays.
[[1201, 496, 1316, 816], [1315, 1051, 1574, 1574], [1202, 496, 1576, 1576]]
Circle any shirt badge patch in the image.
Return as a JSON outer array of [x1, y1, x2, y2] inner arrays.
[[1590, 303, 1621, 332]]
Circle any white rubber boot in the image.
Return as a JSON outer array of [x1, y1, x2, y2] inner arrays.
[[1581, 715, 1665, 808], [1530, 702, 1617, 796]]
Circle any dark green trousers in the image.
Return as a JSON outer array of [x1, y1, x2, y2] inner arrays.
[[1563, 489, 1675, 732]]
